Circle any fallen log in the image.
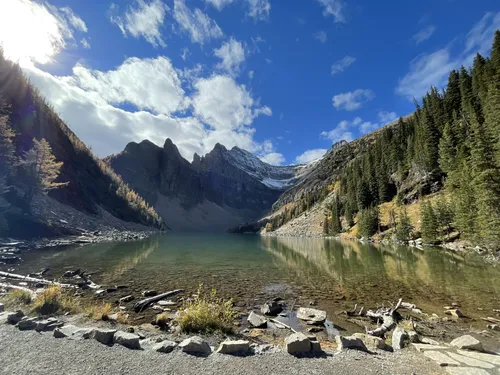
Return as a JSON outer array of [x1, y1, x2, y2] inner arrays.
[[366, 298, 403, 337], [481, 317, 500, 324], [0, 282, 37, 300], [0, 271, 74, 288], [401, 301, 424, 315], [134, 289, 183, 312]]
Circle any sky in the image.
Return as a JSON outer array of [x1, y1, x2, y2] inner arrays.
[[0, 0, 499, 165]]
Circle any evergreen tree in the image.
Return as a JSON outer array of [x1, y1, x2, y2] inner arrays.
[[358, 207, 379, 237], [420, 200, 439, 243], [322, 216, 329, 235], [435, 196, 454, 237], [438, 122, 457, 174], [0, 105, 16, 178], [330, 197, 342, 234], [445, 70, 462, 121], [452, 162, 477, 240], [20, 138, 68, 204], [356, 181, 371, 210], [395, 207, 413, 242]]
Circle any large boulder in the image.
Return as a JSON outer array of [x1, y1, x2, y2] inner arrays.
[[6, 310, 24, 325], [16, 317, 38, 331], [284, 333, 311, 355], [261, 301, 283, 316], [335, 335, 368, 351], [113, 331, 141, 349], [54, 325, 93, 340], [90, 328, 117, 345], [152, 340, 177, 353], [179, 336, 212, 355], [296, 308, 326, 325], [35, 318, 61, 332], [216, 340, 250, 355], [247, 311, 267, 328], [450, 335, 483, 352], [352, 333, 386, 350], [392, 327, 409, 350]]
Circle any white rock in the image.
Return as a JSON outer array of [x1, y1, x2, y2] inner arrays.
[[420, 337, 440, 345], [216, 340, 250, 355], [296, 308, 327, 325], [456, 350, 500, 366], [352, 333, 386, 350], [113, 331, 141, 349], [54, 325, 80, 338], [392, 327, 408, 350], [285, 333, 311, 355], [450, 335, 483, 352], [335, 335, 367, 351], [446, 368, 491, 375], [423, 351, 460, 366], [446, 352, 495, 369], [247, 311, 267, 328], [411, 343, 449, 352], [179, 336, 211, 355]]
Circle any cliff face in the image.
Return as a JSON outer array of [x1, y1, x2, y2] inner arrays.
[[106, 140, 305, 231]]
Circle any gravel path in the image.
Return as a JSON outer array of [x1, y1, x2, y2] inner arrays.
[[0, 325, 445, 375]]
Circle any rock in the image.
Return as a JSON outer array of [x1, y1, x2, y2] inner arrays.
[[152, 340, 177, 353], [487, 324, 500, 331], [179, 336, 211, 355], [54, 325, 80, 338], [106, 287, 117, 293], [90, 328, 117, 345], [446, 368, 491, 375], [247, 311, 267, 328], [0, 303, 3, 312], [158, 300, 176, 307], [456, 350, 500, 366], [335, 335, 367, 351], [16, 317, 38, 330], [119, 295, 134, 303], [446, 352, 495, 369], [284, 333, 312, 355], [296, 307, 327, 325], [142, 290, 157, 297], [352, 333, 386, 350], [415, 238, 423, 245], [95, 290, 106, 297], [35, 318, 62, 332], [407, 331, 420, 343], [216, 340, 250, 355], [423, 351, 460, 366], [411, 343, 449, 352], [445, 309, 464, 318], [450, 335, 483, 352], [254, 344, 278, 355], [420, 337, 440, 345], [307, 327, 324, 333], [260, 301, 282, 316], [392, 327, 408, 350], [7, 310, 25, 325], [113, 331, 141, 349], [311, 341, 322, 353]]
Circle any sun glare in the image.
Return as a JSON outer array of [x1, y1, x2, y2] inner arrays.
[[0, 0, 64, 65]]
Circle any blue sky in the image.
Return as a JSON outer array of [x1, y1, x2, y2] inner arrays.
[[0, 0, 499, 165]]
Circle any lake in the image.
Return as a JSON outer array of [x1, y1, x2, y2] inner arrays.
[[8, 233, 500, 331]]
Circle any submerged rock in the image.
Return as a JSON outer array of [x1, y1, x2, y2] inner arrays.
[[142, 290, 157, 297], [119, 295, 134, 303], [296, 307, 326, 325]]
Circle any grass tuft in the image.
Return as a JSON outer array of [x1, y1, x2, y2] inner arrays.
[[155, 312, 170, 330], [84, 302, 112, 321], [31, 286, 80, 315], [176, 284, 238, 334], [6, 289, 33, 306]]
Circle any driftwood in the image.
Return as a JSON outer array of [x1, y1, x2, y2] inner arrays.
[[0, 282, 37, 300], [134, 289, 183, 312], [0, 271, 74, 288], [269, 318, 299, 333], [482, 317, 500, 324], [400, 301, 424, 315], [366, 298, 403, 337]]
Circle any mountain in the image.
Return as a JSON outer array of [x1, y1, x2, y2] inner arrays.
[[0, 52, 163, 238], [106, 140, 308, 231]]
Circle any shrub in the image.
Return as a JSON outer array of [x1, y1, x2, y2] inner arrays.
[[84, 302, 112, 321], [155, 312, 170, 330], [6, 288, 33, 306], [31, 286, 79, 315], [176, 284, 238, 334]]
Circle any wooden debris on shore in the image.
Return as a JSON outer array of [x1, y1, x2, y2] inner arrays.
[[134, 289, 183, 312], [365, 298, 403, 337], [0, 282, 37, 300], [481, 317, 500, 324], [0, 271, 74, 288]]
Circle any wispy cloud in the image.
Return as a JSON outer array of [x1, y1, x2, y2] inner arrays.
[[321, 114, 393, 144], [204, 0, 234, 10], [378, 111, 398, 124], [205, 0, 270, 21], [294, 149, 327, 164], [108, 0, 167, 48], [316, 0, 345, 23], [397, 12, 500, 100], [214, 38, 246, 76], [260, 152, 285, 165], [314, 31, 327, 43], [173, 0, 223, 45], [80, 38, 91, 49], [332, 89, 374, 111], [331, 55, 356, 75], [412, 25, 436, 44]]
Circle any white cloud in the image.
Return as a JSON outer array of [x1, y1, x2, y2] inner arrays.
[[314, 31, 327, 44], [71, 57, 186, 115], [321, 115, 386, 144], [108, 0, 167, 48], [246, 0, 271, 21], [331, 55, 356, 75], [192, 75, 271, 130], [181, 47, 190, 61], [316, 0, 345, 23], [248, 70, 254, 79], [412, 25, 436, 44], [378, 111, 398, 124], [260, 152, 285, 166], [80, 38, 91, 49], [332, 89, 374, 111], [204, 0, 234, 10], [214, 38, 246, 76], [0, 0, 87, 64], [173, 0, 223, 45], [294, 149, 327, 164], [397, 12, 500, 100]]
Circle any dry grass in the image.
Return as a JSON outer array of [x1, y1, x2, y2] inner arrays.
[[115, 311, 129, 324], [31, 286, 80, 315], [176, 284, 238, 334], [155, 312, 170, 330], [84, 302, 112, 321], [6, 289, 33, 306]]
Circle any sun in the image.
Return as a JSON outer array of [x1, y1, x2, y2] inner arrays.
[[0, 0, 64, 65]]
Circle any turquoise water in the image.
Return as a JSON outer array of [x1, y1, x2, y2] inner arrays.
[[9, 233, 500, 322]]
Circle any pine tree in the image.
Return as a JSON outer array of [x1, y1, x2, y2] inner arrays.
[[20, 138, 68, 204], [435, 196, 454, 238], [0, 106, 16, 178], [420, 200, 439, 243], [358, 207, 379, 237], [438, 122, 457, 174], [445, 70, 462, 122], [331, 197, 342, 234], [395, 207, 413, 242], [322, 216, 329, 235], [452, 162, 477, 240], [356, 181, 371, 210]]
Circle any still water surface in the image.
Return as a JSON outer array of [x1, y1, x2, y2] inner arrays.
[[11, 233, 500, 323]]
